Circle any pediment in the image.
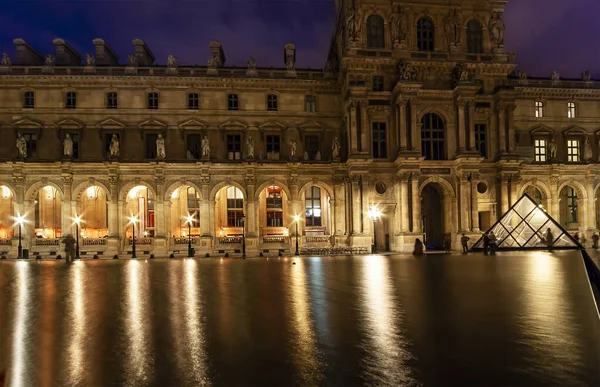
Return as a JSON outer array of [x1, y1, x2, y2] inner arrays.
[[178, 119, 208, 130], [96, 118, 126, 129], [12, 117, 43, 128], [298, 121, 324, 130], [219, 120, 247, 130], [138, 118, 167, 129], [54, 118, 84, 129], [563, 126, 588, 136], [529, 125, 554, 135], [259, 121, 287, 130]]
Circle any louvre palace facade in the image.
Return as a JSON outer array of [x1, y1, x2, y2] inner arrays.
[[0, 0, 598, 257]]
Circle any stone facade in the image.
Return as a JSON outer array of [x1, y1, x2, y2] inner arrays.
[[0, 0, 598, 257]]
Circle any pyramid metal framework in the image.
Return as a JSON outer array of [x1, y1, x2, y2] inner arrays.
[[472, 193, 582, 251]]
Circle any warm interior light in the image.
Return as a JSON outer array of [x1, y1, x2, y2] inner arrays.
[[1, 186, 11, 199], [87, 186, 97, 199], [143, 231, 148, 237]]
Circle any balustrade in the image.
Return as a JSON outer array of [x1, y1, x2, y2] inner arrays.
[[35, 238, 60, 246], [82, 238, 107, 246]]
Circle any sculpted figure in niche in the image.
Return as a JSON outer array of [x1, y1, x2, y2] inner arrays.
[[346, 2, 356, 40], [354, 4, 364, 41], [246, 135, 255, 158], [315, 151, 321, 161], [201, 135, 211, 158], [289, 139, 297, 158], [156, 134, 166, 159], [488, 11, 505, 47], [548, 138, 557, 160], [584, 136, 593, 161], [445, 8, 463, 46], [186, 149, 195, 160], [109, 134, 120, 157], [16, 134, 27, 158], [397, 7, 409, 41], [332, 137, 341, 158], [389, 12, 400, 43], [63, 134, 73, 157]]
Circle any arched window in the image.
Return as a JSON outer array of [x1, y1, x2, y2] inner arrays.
[[421, 113, 445, 160], [305, 186, 322, 226], [366, 15, 385, 48], [417, 18, 435, 51], [466, 20, 483, 54]]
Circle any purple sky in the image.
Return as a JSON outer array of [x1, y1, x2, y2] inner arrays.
[[0, 0, 597, 77]]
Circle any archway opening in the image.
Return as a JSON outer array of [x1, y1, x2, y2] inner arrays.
[[259, 185, 289, 236], [421, 183, 445, 249], [524, 186, 544, 206], [215, 186, 244, 237], [34, 185, 62, 238], [559, 185, 579, 231], [0, 186, 14, 238], [125, 185, 155, 237], [170, 185, 201, 237], [78, 185, 108, 238]]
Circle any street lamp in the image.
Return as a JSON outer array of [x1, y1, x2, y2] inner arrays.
[[240, 213, 246, 259], [129, 215, 138, 258], [293, 214, 300, 256], [74, 215, 82, 259], [15, 214, 25, 259], [367, 206, 382, 254], [185, 213, 195, 257]]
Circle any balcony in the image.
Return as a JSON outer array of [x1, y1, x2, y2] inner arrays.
[[171, 237, 200, 245]]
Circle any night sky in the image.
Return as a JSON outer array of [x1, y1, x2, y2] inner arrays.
[[0, 0, 597, 77]]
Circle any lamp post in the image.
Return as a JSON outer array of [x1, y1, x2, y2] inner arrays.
[[240, 213, 246, 259], [367, 206, 382, 254], [185, 213, 195, 257], [293, 215, 300, 256], [16, 215, 24, 259], [129, 215, 138, 258], [74, 216, 82, 259]]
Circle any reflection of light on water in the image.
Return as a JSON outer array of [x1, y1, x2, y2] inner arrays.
[[10, 262, 30, 387], [289, 259, 321, 384], [67, 262, 86, 385], [184, 259, 208, 384], [360, 257, 413, 385], [125, 260, 153, 385]]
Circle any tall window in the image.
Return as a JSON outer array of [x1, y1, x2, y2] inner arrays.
[[266, 135, 280, 160], [475, 124, 487, 158], [372, 76, 384, 92], [267, 94, 278, 111], [228, 93, 239, 110], [567, 102, 576, 118], [567, 139, 580, 162], [66, 91, 77, 108], [145, 133, 158, 159], [421, 113, 445, 160], [534, 138, 547, 162], [366, 15, 385, 48], [188, 92, 199, 110], [23, 91, 35, 108], [266, 186, 283, 227], [466, 20, 483, 54], [535, 101, 544, 118], [227, 134, 241, 160], [186, 134, 201, 159], [67, 134, 80, 160], [226, 187, 244, 227], [372, 122, 387, 158], [147, 92, 159, 109], [305, 95, 316, 112], [305, 186, 322, 226], [417, 18, 435, 51], [23, 134, 37, 157], [567, 187, 578, 223], [305, 135, 319, 160], [107, 91, 118, 109]]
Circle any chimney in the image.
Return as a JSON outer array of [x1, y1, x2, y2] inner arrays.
[[93, 38, 120, 65], [52, 38, 82, 66], [132, 39, 155, 66], [12, 38, 44, 65], [209, 40, 226, 67]]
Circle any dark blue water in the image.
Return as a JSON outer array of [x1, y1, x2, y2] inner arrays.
[[0, 251, 599, 386]]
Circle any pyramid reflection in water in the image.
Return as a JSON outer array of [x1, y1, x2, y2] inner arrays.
[[472, 194, 581, 250]]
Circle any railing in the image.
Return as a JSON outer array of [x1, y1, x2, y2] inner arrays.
[[305, 236, 331, 244], [0, 238, 11, 246], [35, 238, 60, 246], [128, 237, 153, 245], [82, 238, 107, 246], [218, 236, 242, 244], [263, 236, 288, 244], [172, 237, 200, 245]]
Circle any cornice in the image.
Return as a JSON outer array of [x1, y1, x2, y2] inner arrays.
[[516, 87, 600, 99]]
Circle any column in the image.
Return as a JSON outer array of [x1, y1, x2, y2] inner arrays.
[[246, 177, 258, 237], [60, 176, 73, 237], [471, 175, 480, 232], [400, 175, 410, 232], [154, 179, 166, 238], [410, 99, 419, 151], [208, 200, 216, 237], [459, 175, 470, 231], [397, 99, 408, 151], [349, 101, 358, 153], [549, 177, 560, 221], [468, 102, 476, 151], [411, 174, 422, 233], [585, 179, 595, 233], [361, 177, 371, 235], [509, 175, 520, 207], [507, 103, 516, 153], [360, 103, 369, 153], [164, 201, 172, 238], [200, 182, 211, 237], [457, 99, 467, 153], [497, 103, 506, 154], [351, 177, 361, 235], [334, 179, 346, 236], [12, 177, 27, 252], [107, 177, 119, 238], [500, 176, 509, 214]]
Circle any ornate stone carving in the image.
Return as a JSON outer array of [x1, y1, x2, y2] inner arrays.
[[16, 133, 27, 158], [134, 177, 141, 185], [63, 134, 73, 157], [109, 134, 120, 157], [199, 176, 211, 185], [549, 176, 559, 186], [244, 175, 255, 186], [246, 135, 255, 158], [156, 134, 166, 159], [582, 70, 591, 82], [453, 63, 470, 83], [247, 57, 257, 69], [332, 137, 341, 159], [201, 135, 210, 158], [44, 54, 56, 66], [286, 59, 295, 71], [444, 8, 463, 46], [584, 136, 593, 161], [0, 53, 11, 66], [346, 0, 363, 41], [127, 54, 138, 67], [167, 55, 178, 69], [61, 175, 73, 185], [12, 176, 25, 186], [289, 139, 297, 158], [398, 61, 417, 81], [154, 175, 165, 185], [551, 70, 560, 82], [549, 138, 557, 160], [108, 176, 118, 186], [207, 56, 220, 69], [488, 11, 505, 48], [516, 68, 527, 79], [85, 54, 95, 66]]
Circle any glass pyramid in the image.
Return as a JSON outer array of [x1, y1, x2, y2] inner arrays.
[[472, 193, 581, 251]]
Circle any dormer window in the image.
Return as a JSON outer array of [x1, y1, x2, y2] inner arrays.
[[535, 101, 543, 118], [567, 102, 576, 118]]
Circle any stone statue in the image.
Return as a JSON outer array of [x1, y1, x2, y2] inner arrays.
[[286, 59, 296, 71], [1, 53, 11, 66], [582, 70, 591, 82], [207, 56, 219, 69], [445, 8, 463, 46], [353, 1, 364, 41], [551, 70, 560, 82], [488, 11, 505, 47], [289, 139, 297, 158], [397, 7, 409, 41], [346, 5, 356, 40], [399, 61, 417, 81], [63, 134, 73, 157], [44, 54, 55, 66], [85, 54, 95, 66], [156, 134, 166, 159], [109, 134, 120, 157], [516, 68, 527, 79], [584, 136, 593, 161], [16, 134, 27, 158], [246, 135, 255, 158], [247, 57, 257, 69], [332, 136, 341, 159], [315, 151, 321, 161], [167, 54, 178, 69], [201, 135, 210, 158], [186, 149, 195, 160], [454, 63, 469, 82], [549, 138, 557, 160], [127, 54, 138, 66], [389, 12, 400, 44], [303, 151, 309, 160]]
